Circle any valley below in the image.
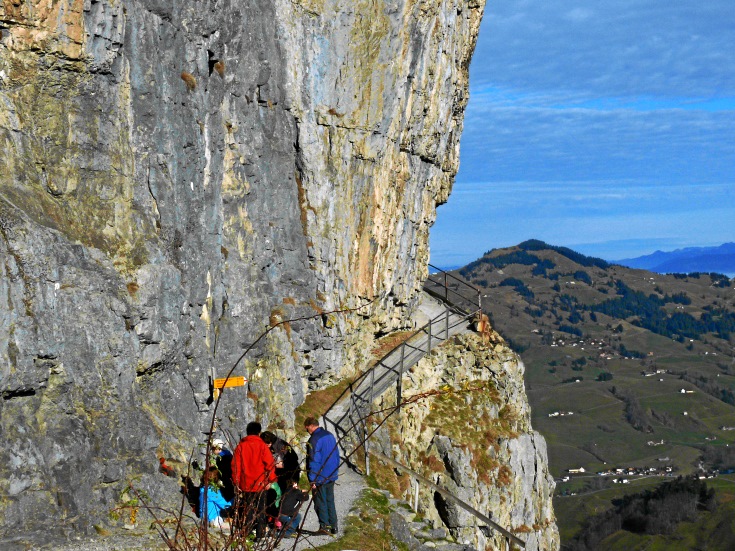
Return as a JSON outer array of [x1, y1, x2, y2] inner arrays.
[[449, 240, 735, 549]]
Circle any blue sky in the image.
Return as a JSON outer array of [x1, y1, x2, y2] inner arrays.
[[429, 0, 735, 268]]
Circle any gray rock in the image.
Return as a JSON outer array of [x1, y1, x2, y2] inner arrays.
[[390, 511, 422, 551], [0, 0, 546, 548]]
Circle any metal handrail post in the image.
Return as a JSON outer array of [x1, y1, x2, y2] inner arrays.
[[370, 368, 375, 406], [445, 309, 449, 339], [365, 367, 375, 475], [444, 271, 448, 301], [428, 321, 432, 352], [413, 478, 420, 511], [397, 343, 405, 411], [364, 417, 370, 476]]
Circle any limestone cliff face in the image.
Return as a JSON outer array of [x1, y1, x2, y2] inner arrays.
[[372, 332, 559, 550], [0, 0, 485, 542]]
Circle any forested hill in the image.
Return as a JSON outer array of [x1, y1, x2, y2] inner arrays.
[[460, 239, 734, 346], [453, 239, 735, 549]]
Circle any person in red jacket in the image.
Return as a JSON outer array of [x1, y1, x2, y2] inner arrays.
[[231, 422, 277, 539]]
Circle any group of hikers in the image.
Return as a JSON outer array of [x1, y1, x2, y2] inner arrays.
[[193, 416, 340, 541]]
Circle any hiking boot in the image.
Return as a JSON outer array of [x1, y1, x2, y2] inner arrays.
[[330, 526, 338, 534], [316, 526, 331, 535]]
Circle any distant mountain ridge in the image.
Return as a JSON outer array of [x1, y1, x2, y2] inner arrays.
[[615, 242, 735, 275]]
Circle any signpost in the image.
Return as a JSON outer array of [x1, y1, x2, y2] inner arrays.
[[213, 376, 247, 399]]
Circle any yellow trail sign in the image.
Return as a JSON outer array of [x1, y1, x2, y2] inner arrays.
[[213, 376, 247, 389]]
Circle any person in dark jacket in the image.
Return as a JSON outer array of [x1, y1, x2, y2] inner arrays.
[[261, 431, 301, 490], [278, 482, 309, 537], [304, 416, 339, 535], [212, 438, 235, 502]]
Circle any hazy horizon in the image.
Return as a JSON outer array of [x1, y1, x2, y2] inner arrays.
[[430, 239, 735, 272]]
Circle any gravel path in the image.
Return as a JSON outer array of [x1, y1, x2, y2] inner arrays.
[[43, 461, 365, 551], [277, 461, 365, 550]]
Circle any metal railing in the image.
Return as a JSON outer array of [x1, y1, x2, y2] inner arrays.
[[320, 267, 525, 547], [323, 304, 474, 471], [323, 267, 481, 463], [424, 263, 482, 314]]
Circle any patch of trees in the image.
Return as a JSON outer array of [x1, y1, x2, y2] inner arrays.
[[618, 344, 645, 359], [568, 310, 584, 324], [565, 477, 716, 551], [498, 277, 535, 300], [676, 371, 735, 406], [669, 272, 731, 288], [700, 308, 735, 339], [669, 291, 691, 305], [524, 306, 544, 318], [574, 270, 592, 285], [593, 281, 667, 319], [688, 272, 732, 287], [517, 239, 610, 269], [557, 293, 578, 311], [559, 325, 583, 337], [588, 281, 735, 341], [610, 387, 652, 432], [531, 258, 556, 276], [700, 445, 735, 471], [597, 372, 613, 381], [504, 337, 529, 354]]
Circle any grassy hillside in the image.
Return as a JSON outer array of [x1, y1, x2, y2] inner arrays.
[[449, 240, 735, 548]]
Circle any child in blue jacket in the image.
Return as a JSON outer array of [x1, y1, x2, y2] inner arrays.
[[199, 466, 232, 529]]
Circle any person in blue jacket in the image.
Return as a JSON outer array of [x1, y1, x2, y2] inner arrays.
[[304, 416, 339, 535], [199, 466, 232, 529]]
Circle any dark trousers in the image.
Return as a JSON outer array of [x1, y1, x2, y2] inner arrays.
[[236, 491, 267, 539], [313, 481, 337, 530]]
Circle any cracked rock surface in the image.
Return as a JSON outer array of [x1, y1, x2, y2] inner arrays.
[[0, 0, 487, 544]]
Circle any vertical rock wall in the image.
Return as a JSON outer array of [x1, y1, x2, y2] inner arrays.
[[0, 0, 485, 542]]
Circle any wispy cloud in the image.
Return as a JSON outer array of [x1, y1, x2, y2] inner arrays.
[[458, 106, 735, 184], [470, 0, 735, 99], [430, 0, 735, 268]]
